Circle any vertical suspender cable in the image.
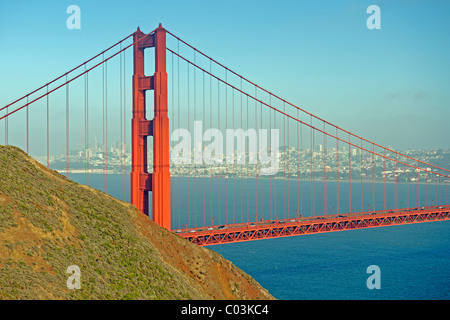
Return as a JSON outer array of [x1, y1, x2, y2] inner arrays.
[[194, 52, 197, 228], [273, 97, 277, 220], [260, 99, 263, 220], [406, 160, 409, 208], [217, 74, 220, 225], [395, 154, 398, 208], [4, 106, 7, 145], [210, 60, 213, 226], [187, 62, 191, 227], [283, 101, 286, 219], [438, 170, 441, 206], [415, 160, 418, 207], [225, 70, 229, 224], [66, 75, 70, 179], [348, 134, 351, 213], [240, 78, 244, 223], [105, 60, 108, 194], [336, 128, 339, 215], [429, 171, 432, 206], [360, 139, 363, 212], [203, 70, 206, 226], [310, 116, 313, 217], [123, 49, 126, 201], [120, 44, 123, 201], [269, 97, 273, 219], [84, 69, 87, 185], [178, 42, 181, 228], [232, 81, 235, 224], [47, 85, 49, 168], [428, 171, 431, 207], [85, 65, 89, 186], [247, 95, 249, 222], [436, 170, 439, 206], [312, 118, 315, 216], [323, 123, 326, 216], [300, 121, 303, 216], [102, 54, 105, 192], [297, 108, 299, 218], [225, 70, 228, 224], [170, 50, 174, 224], [255, 88, 258, 221], [417, 160, 421, 207], [287, 102, 289, 219], [372, 144, 375, 211], [269, 97, 273, 220], [384, 149, 387, 210], [26, 96, 29, 154]]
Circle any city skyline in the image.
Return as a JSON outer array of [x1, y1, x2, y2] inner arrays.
[[41, 140, 450, 183]]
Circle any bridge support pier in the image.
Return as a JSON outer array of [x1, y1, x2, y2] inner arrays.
[[131, 24, 171, 230]]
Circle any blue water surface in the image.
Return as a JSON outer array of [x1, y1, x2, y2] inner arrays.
[[211, 221, 450, 299], [71, 173, 450, 300]]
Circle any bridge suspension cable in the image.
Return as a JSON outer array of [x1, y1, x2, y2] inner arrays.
[[165, 30, 450, 175], [1, 28, 157, 199], [166, 46, 450, 180], [166, 29, 449, 232], [1, 26, 448, 240]]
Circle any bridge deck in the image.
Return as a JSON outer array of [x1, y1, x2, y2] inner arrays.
[[175, 205, 450, 246]]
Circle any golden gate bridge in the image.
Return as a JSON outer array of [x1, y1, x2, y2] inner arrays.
[[1, 24, 449, 246]]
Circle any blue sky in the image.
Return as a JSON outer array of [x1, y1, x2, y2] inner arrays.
[[0, 0, 449, 151]]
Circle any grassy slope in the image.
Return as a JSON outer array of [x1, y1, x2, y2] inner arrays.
[[0, 145, 274, 300]]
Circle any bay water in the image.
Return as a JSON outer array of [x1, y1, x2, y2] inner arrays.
[[70, 173, 450, 299]]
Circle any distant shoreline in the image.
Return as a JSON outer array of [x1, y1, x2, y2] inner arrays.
[[56, 170, 447, 185]]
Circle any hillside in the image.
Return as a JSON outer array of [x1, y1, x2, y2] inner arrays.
[[0, 145, 274, 300]]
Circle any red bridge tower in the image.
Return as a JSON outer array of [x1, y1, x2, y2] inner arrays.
[[131, 24, 171, 230]]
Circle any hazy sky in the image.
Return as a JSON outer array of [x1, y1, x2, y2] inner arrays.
[[0, 0, 449, 152]]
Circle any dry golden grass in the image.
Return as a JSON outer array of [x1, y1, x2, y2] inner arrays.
[[0, 145, 274, 300]]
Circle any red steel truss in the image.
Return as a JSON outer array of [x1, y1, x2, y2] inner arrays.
[[177, 206, 450, 246]]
